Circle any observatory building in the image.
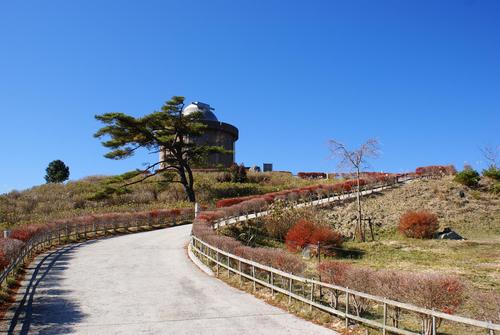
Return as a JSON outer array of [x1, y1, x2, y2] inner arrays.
[[160, 102, 239, 168]]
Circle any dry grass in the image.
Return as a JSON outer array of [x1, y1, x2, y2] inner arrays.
[[310, 176, 499, 322], [316, 176, 500, 239], [0, 171, 316, 229]]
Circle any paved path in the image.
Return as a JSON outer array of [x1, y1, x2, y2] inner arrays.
[[0, 225, 337, 334]]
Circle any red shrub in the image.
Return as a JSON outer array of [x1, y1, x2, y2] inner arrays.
[[398, 211, 439, 239], [0, 251, 8, 271], [285, 219, 316, 251], [285, 220, 343, 251], [310, 226, 343, 247], [10, 224, 49, 242], [415, 165, 457, 176]]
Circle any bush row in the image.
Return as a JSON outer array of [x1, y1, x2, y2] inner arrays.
[[0, 208, 192, 272], [215, 174, 398, 209], [415, 165, 457, 176], [297, 172, 327, 179], [192, 215, 306, 274], [318, 260, 463, 332]]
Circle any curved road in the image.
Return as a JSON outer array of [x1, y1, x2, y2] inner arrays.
[[0, 225, 337, 334]]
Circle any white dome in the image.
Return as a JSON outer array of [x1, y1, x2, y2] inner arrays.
[[182, 102, 218, 121]]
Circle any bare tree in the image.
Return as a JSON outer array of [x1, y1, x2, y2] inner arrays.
[[480, 145, 499, 168], [329, 138, 380, 242]]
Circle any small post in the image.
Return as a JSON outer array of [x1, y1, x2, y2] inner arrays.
[[288, 278, 292, 304], [216, 252, 219, 277], [194, 202, 199, 219], [239, 260, 242, 284], [252, 265, 256, 291], [309, 283, 314, 312], [432, 313, 436, 335], [345, 290, 349, 328], [270, 272, 274, 297], [382, 301, 387, 335], [227, 255, 230, 278]]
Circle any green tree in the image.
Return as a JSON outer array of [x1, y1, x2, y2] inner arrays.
[[454, 169, 480, 187], [94, 96, 224, 202], [44, 160, 70, 183]]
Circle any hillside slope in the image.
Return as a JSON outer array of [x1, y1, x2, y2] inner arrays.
[[319, 176, 500, 239]]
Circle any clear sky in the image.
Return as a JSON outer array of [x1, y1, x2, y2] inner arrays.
[[0, 0, 499, 193]]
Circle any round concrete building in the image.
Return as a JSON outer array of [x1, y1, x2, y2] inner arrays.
[[160, 102, 238, 168]]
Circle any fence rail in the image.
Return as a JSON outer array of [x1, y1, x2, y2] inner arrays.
[[0, 212, 193, 286], [191, 175, 499, 335], [191, 236, 499, 335]]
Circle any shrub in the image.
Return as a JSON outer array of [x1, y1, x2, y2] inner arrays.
[[285, 219, 343, 251], [482, 166, 500, 181], [10, 224, 49, 242], [285, 219, 316, 251], [400, 273, 463, 335], [415, 165, 457, 176], [263, 200, 308, 240], [229, 163, 247, 183], [454, 169, 480, 187], [0, 252, 8, 272], [492, 182, 500, 195], [318, 261, 350, 308], [398, 211, 439, 239], [0, 238, 25, 271], [297, 172, 327, 179], [309, 226, 343, 247]]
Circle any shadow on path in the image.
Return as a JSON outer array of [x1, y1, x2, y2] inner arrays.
[[1, 241, 97, 334]]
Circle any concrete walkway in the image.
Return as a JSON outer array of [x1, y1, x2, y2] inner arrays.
[[0, 225, 337, 334]]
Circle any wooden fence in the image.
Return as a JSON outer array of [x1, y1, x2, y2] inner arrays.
[[191, 236, 499, 335], [0, 212, 193, 287], [191, 175, 499, 334]]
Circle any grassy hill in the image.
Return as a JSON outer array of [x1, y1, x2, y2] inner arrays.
[[312, 176, 499, 321], [0, 171, 316, 229], [317, 176, 500, 239]]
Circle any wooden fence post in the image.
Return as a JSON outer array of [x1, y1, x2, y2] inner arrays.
[[345, 290, 350, 328], [239, 260, 242, 284], [216, 252, 219, 277], [383, 301, 387, 335], [270, 272, 274, 297], [252, 265, 256, 292], [310, 283, 314, 311]]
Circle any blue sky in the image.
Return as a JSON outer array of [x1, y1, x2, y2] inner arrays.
[[0, 0, 499, 193]]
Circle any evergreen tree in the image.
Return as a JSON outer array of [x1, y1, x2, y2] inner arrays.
[[45, 160, 70, 183], [94, 96, 224, 202]]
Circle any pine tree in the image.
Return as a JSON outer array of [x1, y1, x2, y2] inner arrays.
[[94, 96, 224, 202]]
